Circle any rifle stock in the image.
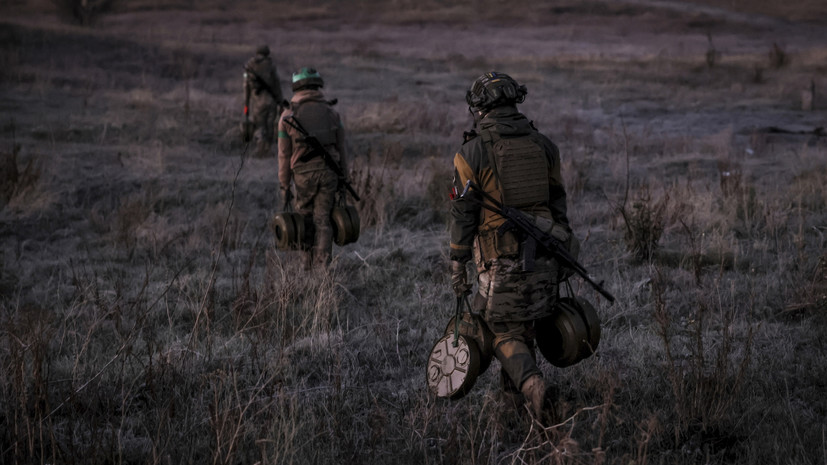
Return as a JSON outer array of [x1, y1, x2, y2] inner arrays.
[[458, 180, 615, 303]]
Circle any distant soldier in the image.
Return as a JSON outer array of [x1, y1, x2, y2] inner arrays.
[[243, 45, 286, 158], [448, 72, 573, 421], [278, 67, 347, 269]]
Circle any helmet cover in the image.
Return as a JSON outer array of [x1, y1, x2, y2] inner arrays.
[[292, 67, 324, 91], [466, 71, 527, 112]]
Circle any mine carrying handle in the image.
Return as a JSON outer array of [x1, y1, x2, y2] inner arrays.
[[283, 116, 361, 202], [452, 295, 473, 347], [458, 180, 616, 303]]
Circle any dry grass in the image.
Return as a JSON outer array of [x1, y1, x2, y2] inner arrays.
[[1, 1, 826, 464]]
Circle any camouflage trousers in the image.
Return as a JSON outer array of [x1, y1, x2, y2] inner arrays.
[[477, 256, 559, 323], [294, 169, 338, 269], [489, 320, 541, 392], [250, 94, 278, 158], [476, 256, 559, 391]]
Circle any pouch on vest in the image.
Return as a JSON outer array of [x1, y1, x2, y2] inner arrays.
[[495, 230, 520, 258], [476, 229, 520, 263]]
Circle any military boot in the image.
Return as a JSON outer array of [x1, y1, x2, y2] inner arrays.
[[497, 369, 523, 411], [521, 375, 546, 417], [520, 375, 555, 426]]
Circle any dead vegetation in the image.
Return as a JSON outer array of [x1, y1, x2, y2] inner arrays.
[[0, 144, 41, 211], [53, 0, 117, 26], [1, 1, 826, 464]]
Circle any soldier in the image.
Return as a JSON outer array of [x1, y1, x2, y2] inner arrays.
[[278, 67, 347, 269], [448, 72, 573, 421], [243, 45, 286, 158]]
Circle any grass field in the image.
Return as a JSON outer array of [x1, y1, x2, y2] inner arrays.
[[1, 1, 826, 464]]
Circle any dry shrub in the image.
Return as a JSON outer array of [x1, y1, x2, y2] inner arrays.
[[0, 147, 42, 211], [114, 192, 155, 255], [651, 269, 754, 451], [345, 98, 463, 138], [423, 163, 451, 225], [561, 151, 589, 197], [262, 253, 343, 347], [790, 163, 827, 212], [0, 305, 57, 463], [617, 183, 672, 263], [783, 249, 827, 315], [725, 183, 761, 237], [348, 147, 396, 231], [716, 159, 742, 199], [768, 42, 789, 69], [0, 147, 19, 208], [345, 101, 412, 135], [53, 0, 117, 26], [199, 200, 247, 254], [507, 424, 581, 465], [715, 156, 771, 237], [705, 32, 722, 69], [752, 64, 765, 84], [206, 367, 281, 465]]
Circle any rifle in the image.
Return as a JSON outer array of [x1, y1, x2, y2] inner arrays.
[[458, 179, 615, 303], [283, 115, 361, 202]]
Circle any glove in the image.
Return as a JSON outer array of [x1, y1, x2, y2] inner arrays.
[[450, 260, 472, 297]]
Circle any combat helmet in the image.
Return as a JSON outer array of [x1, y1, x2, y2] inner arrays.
[[466, 71, 527, 113], [292, 67, 324, 91]]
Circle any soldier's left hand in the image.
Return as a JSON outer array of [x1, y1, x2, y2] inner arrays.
[[450, 260, 472, 297], [281, 187, 294, 209]]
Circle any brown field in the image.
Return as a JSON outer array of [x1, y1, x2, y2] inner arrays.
[[1, 1, 826, 464]]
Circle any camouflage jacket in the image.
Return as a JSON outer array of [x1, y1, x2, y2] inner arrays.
[[277, 89, 346, 188], [449, 107, 569, 262], [244, 54, 283, 104]]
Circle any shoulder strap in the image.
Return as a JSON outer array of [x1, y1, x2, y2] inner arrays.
[[480, 129, 504, 199]]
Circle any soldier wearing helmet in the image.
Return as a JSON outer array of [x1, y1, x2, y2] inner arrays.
[[448, 72, 573, 421], [243, 45, 286, 157], [278, 67, 347, 269]]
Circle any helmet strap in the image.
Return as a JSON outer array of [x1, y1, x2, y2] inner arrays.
[[469, 107, 487, 127]]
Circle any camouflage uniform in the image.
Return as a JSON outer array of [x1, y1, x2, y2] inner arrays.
[[449, 74, 570, 415], [244, 46, 285, 158], [278, 87, 346, 269]]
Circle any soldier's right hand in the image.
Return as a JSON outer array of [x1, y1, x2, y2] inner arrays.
[[281, 188, 293, 208]]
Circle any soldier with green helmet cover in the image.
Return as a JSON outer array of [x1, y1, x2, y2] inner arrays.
[[278, 67, 348, 269], [448, 71, 574, 421]]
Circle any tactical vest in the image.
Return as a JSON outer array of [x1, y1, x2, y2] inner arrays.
[[291, 100, 339, 173], [476, 129, 552, 262], [483, 130, 550, 209]]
